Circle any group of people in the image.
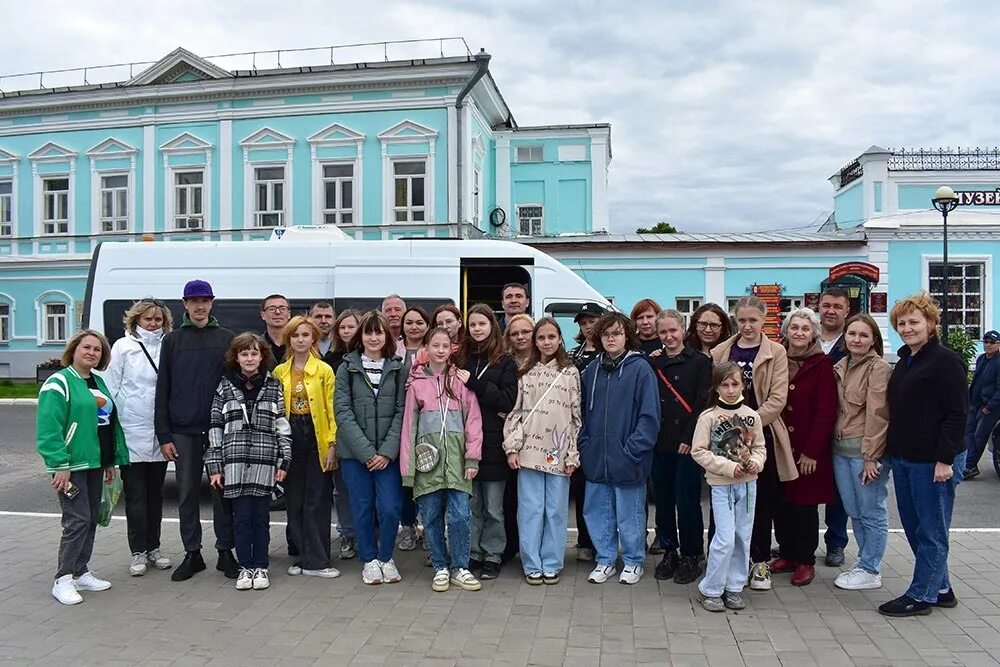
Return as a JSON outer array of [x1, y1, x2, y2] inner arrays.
[[36, 278, 979, 619]]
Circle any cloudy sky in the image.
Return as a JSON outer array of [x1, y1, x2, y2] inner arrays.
[[1, 0, 994, 233]]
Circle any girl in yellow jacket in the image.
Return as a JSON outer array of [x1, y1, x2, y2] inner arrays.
[[274, 316, 340, 579]]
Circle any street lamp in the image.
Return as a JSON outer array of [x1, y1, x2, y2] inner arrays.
[[931, 185, 959, 346]]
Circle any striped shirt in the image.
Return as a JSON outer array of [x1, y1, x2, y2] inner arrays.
[[361, 355, 385, 396]]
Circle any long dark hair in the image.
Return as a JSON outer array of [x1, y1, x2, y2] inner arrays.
[[350, 310, 398, 359], [331, 309, 362, 355], [459, 303, 506, 367], [520, 317, 573, 377], [402, 306, 431, 347], [424, 327, 459, 400], [686, 303, 732, 351]]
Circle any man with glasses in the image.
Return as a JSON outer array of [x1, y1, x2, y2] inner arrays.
[[260, 294, 291, 368], [964, 330, 1000, 479]]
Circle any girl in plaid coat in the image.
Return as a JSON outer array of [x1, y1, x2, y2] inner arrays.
[[207, 333, 292, 591]]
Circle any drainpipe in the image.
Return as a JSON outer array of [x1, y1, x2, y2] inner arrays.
[[455, 49, 491, 233]]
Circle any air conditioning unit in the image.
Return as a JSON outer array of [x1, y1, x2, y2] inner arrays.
[[185, 217, 203, 229]]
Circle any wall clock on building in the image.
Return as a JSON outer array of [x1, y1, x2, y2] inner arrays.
[[489, 207, 509, 236]]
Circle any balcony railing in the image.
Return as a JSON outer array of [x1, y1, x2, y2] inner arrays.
[[887, 147, 1000, 171]]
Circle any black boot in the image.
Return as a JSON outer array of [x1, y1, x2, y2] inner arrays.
[[673, 555, 702, 585], [654, 550, 679, 580], [171, 551, 206, 582], [217, 549, 239, 579]]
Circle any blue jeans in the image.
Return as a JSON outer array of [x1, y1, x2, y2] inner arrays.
[[340, 459, 402, 563], [824, 490, 850, 551], [650, 450, 705, 557], [892, 452, 965, 603], [517, 469, 570, 574], [832, 455, 888, 574], [332, 466, 355, 539], [470, 479, 507, 563], [583, 481, 647, 567], [966, 409, 1000, 470], [698, 482, 755, 598], [232, 495, 271, 569], [417, 489, 472, 571]]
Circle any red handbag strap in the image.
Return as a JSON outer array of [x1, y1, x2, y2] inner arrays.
[[655, 368, 693, 414]]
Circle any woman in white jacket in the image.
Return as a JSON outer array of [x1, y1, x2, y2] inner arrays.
[[103, 298, 173, 576]]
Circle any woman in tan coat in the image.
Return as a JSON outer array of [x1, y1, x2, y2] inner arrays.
[[711, 296, 792, 592]]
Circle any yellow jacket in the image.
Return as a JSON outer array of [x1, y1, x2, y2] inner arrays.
[[274, 355, 337, 471]]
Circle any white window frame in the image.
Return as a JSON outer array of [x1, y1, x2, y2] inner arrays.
[[86, 138, 137, 235], [97, 172, 131, 233], [378, 120, 437, 225], [0, 302, 9, 343], [390, 159, 428, 223], [0, 178, 12, 238], [41, 176, 71, 236], [674, 297, 704, 326], [922, 254, 993, 340], [516, 145, 543, 163], [160, 133, 213, 232], [516, 204, 544, 236], [472, 166, 482, 226], [44, 303, 68, 344], [239, 128, 294, 229], [319, 161, 355, 226], [251, 164, 286, 228], [172, 170, 206, 230], [35, 290, 74, 345], [28, 142, 77, 240], [308, 123, 364, 226], [0, 148, 17, 239]]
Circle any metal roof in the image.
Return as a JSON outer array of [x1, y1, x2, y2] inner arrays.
[[519, 230, 866, 246]]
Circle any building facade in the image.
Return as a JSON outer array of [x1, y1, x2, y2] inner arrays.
[[0, 42, 611, 377]]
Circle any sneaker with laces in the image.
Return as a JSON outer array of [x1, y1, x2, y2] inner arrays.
[[252, 568, 270, 590], [302, 567, 341, 579], [673, 556, 702, 585], [339, 537, 357, 560], [723, 591, 746, 610], [834, 567, 882, 591], [620, 564, 644, 585], [236, 568, 254, 590], [824, 545, 846, 567], [450, 568, 481, 591], [654, 550, 679, 580], [380, 559, 402, 583], [701, 595, 725, 612], [129, 552, 148, 577], [146, 549, 171, 570], [52, 574, 83, 605], [525, 572, 543, 585], [588, 564, 617, 584], [480, 561, 501, 580], [73, 572, 111, 591], [543, 572, 560, 585], [398, 526, 418, 551], [576, 547, 595, 562], [432, 568, 450, 592], [749, 562, 772, 591], [362, 559, 383, 585], [287, 564, 302, 576]]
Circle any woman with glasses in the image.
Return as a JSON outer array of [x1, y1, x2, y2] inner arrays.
[[687, 304, 733, 357], [504, 314, 535, 369], [104, 298, 174, 577]]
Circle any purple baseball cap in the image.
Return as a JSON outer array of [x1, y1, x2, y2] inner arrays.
[[182, 279, 215, 300]]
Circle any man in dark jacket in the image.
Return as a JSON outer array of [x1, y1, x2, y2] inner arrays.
[[260, 294, 290, 368], [964, 330, 1000, 479], [817, 287, 850, 566], [155, 279, 236, 581]]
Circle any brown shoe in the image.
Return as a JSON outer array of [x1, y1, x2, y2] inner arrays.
[[791, 564, 815, 586], [768, 557, 797, 574]]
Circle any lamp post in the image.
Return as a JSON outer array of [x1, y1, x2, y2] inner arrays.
[[931, 185, 959, 346]]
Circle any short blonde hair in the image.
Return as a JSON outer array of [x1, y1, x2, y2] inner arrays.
[[122, 298, 173, 334], [889, 292, 941, 337], [61, 329, 112, 371]]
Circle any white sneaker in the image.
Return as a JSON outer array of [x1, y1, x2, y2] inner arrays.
[[302, 567, 341, 579], [252, 568, 270, 590], [287, 564, 302, 576], [588, 564, 617, 584], [362, 559, 383, 585], [398, 526, 418, 551], [236, 568, 254, 590], [52, 574, 83, 605], [146, 549, 171, 570], [835, 567, 882, 591], [450, 568, 481, 591], [129, 552, 147, 577], [380, 559, 402, 583], [619, 564, 644, 585], [73, 572, 111, 591], [432, 568, 450, 592], [749, 562, 772, 591]]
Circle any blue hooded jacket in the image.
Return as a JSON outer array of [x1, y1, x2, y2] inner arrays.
[[578, 351, 661, 486]]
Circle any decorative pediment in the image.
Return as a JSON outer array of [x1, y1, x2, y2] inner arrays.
[[85, 138, 138, 158], [126, 47, 232, 86], [308, 123, 364, 146], [377, 120, 438, 142], [239, 127, 295, 149], [28, 142, 76, 162], [0, 147, 16, 164], [159, 132, 213, 154]]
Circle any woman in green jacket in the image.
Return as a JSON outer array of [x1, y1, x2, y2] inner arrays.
[[37, 329, 129, 605]]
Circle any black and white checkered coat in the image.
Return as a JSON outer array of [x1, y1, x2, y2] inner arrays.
[[206, 373, 292, 499]]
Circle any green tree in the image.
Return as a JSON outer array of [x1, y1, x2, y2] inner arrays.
[[636, 221, 680, 234]]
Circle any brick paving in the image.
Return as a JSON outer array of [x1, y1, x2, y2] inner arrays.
[[0, 514, 999, 666]]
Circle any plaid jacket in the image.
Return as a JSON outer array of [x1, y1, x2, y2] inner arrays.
[[206, 373, 292, 499]]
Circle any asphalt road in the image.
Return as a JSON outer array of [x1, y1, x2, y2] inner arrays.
[[4, 405, 999, 529]]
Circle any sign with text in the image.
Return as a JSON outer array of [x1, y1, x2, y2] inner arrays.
[[956, 188, 1000, 206], [751, 283, 783, 340], [804, 293, 820, 310], [870, 292, 888, 313], [828, 261, 880, 284]]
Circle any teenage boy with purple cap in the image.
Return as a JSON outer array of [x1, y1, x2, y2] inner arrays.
[[154, 280, 236, 581]]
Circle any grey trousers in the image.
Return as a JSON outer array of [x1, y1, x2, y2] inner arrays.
[[470, 479, 507, 563], [173, 432, 234, 553], [56, 468, 103, 579]]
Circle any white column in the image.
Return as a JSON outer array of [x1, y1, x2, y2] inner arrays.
[[143, 125, 154, 234], [589, 128, 609, 233], [219, 120, 233, 231], [705, 256, 726, 303], [867, 239, 892, 355], [495, 133, 511, 238], [447, 106, 458, 223]]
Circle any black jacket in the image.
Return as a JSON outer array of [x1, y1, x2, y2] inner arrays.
[[262, 329, 286, 370], [570, 344, 598, 374], [648, 346, 712, 452], [323, 349, 347, 375], [462, 352, 518, 482], [154, 316, 234, 443], [887, 338, 969, 464]]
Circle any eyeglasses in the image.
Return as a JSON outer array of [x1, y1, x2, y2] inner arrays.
[[696, 321, 722, 330], [263, 306, 290, 314], [510, 329, 532, 339], [601, 330, 625, 339]]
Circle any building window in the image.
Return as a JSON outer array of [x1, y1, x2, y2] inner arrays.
[[44, 303, 67, 343], [0, 303, 8, 343], [393, 161, 426, 222], [557, 144, 586, 161], [0, 180, 11, 237], [675, 298, 703, 325], [517, 205, 544, 236], [726, 298, 742, 314], [253, 166, 285, 227], [174, 171, 204, 229], [516, 146, 543, 163], [930, 262, 985, 339], [322, 163, 353, 225], [99, 174, 129, 233], [42, 178, 69, 235]]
